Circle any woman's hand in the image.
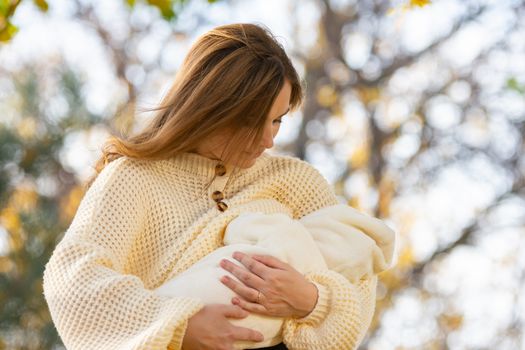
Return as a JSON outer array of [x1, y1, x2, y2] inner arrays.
[[181, 303, 264, 350], [219, 252, 319, 318]]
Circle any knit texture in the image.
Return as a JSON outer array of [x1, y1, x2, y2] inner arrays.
[[154, 203, 395, 349], [43, 151, 380, 350]]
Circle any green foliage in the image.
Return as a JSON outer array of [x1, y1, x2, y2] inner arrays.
[[0, 63, 103, 349], [125, 0, 219, 21], [145, 0, 180, 20], [0, 0, 21, 42], [0, 0, 219, 42], [33, 0, 48, 11], [0, 0, 48, 41], [0, 127, 18, 203], [507, 77, 525, 95]]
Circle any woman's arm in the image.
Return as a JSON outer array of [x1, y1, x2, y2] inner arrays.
[[220, 159, 384, 349], [222, 252, 378, 350], [283, 270, 377, 350], [43, 158, 204, 350], [279, 160, 385, 349], [282, 270, 378, 350]]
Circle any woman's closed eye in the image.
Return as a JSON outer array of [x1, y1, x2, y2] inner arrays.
[[273, 119, 283, 124]]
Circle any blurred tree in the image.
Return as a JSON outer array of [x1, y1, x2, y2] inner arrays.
[[1, 0, 524, 348], [0, 63, 102, 348], [0, 0, 218, 42], [284, 0, 525, 348]]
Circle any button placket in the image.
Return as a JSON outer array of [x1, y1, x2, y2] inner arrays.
[[215, 163, 226, 176], [209, 162, 231, 212]]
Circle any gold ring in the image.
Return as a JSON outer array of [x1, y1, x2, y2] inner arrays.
[[256, 291, 261, 303]]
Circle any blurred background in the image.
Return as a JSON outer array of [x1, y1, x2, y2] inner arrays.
[[0, 0, 524, 349]]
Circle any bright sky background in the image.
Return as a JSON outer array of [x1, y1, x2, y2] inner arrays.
[[1, 0, 524, 349]]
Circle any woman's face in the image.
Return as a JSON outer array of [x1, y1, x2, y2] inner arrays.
[[195, 79, 292, 168]]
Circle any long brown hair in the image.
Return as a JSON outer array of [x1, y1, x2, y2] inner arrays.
[[86, 22, 304, 189]]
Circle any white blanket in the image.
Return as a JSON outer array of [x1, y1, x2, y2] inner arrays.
[[154, 204, 395, 348]]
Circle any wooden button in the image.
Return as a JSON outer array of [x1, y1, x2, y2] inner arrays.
[[211, 190, 224, 202], [217, 201, 228, 212], [215, 163, 226, 176]]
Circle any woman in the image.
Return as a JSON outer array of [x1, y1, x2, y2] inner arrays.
[[43, 23, 380, 350]]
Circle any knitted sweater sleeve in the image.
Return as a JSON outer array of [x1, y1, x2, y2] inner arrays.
[[282, 161, 378, 350], [42, 158, 204, 350]]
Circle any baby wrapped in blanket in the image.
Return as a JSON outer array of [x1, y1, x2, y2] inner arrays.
[[154, 204, 396, 349]]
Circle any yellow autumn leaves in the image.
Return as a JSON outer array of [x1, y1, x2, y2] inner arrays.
[[0, 0, 49, 42], [388, 0, 432, 16], [0, 186, 38, 252], [410, 0, 432, 7], [0, 183, 84, 254]]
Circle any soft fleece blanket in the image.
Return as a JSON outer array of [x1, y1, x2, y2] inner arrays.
[[154, 203, 395, 348]]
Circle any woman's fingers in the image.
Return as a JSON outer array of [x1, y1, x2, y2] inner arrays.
[[250, 254, 288, 270], [221, 305, 264, 343], [220, 274, 260, 303], [222, 304, 249, 319], [232, 297, 268, 315], [220, 258, 264, 290], [229, 324, 265, 343], [232, 252, 270, 278]]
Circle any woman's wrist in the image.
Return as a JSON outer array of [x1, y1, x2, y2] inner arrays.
[[293, 281, 319, 318]]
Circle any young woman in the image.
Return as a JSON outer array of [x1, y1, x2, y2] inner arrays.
[[43, 23, 381, 350]]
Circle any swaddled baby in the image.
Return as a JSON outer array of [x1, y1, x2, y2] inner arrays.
[[154, 203, 395, 349]]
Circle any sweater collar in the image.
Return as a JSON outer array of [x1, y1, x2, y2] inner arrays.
[[168, 151, 271, 178]]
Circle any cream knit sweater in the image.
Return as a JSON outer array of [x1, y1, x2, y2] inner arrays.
[[154, 204, 395, 349], [43, 151, 391, 350]]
